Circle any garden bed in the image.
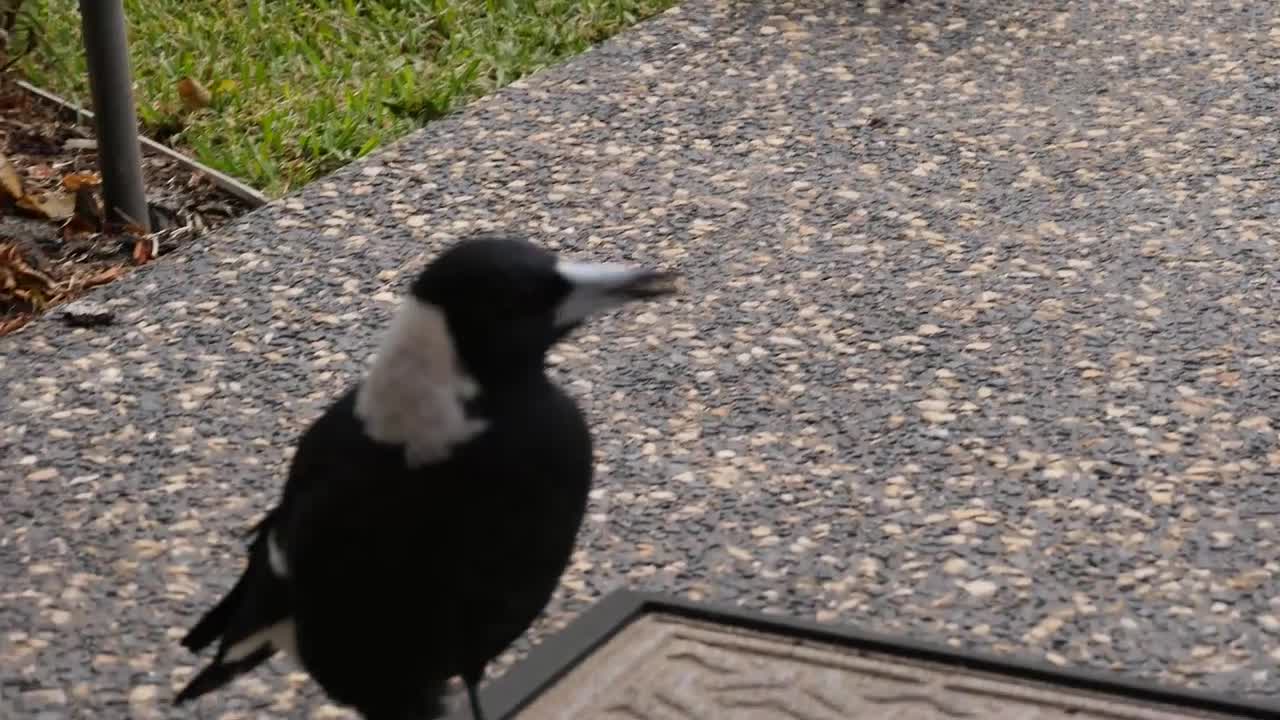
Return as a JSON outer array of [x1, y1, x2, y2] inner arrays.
[[0, 71, 250, 335]]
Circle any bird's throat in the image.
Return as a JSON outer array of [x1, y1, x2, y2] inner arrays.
[[354, 299, 488, 467]]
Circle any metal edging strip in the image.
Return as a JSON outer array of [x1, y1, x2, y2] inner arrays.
[[15, 79, 270, 209]]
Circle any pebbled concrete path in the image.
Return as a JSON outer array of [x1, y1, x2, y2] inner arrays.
[[4, 1, 1280, 716]]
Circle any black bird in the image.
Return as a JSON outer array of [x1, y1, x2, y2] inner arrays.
[[174, 234, 678, 719]]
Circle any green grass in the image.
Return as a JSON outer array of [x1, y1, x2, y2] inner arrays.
[[18, 0, 676, 197]]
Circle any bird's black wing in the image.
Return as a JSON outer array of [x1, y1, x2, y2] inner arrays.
[[173, 517, 292, 704], [279, 379, 594, 713], [276, 439, 466, 713], [174, 388, 359, 705]]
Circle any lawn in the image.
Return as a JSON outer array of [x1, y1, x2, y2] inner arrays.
[[16, 0, 677, 197]]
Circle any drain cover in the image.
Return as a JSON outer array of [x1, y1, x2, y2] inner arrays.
[[460, 592, 1279, 720]]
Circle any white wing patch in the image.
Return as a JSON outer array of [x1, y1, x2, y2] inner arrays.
[[354, 299, 489, 468], [223, 618, 297, 663], [267, 529, 289, 578]]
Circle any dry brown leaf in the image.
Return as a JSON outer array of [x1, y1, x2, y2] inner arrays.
[[81, 266, 126, 287], [0, 151, 22, 200], [178, 76, 212, 111], [0, 315, 32, 336], [18, 191, 77, 220], [0, 243, 57, 287], [0, 242, 60, 310], [132, 236, 156, 264], [62, 171, 102, 191]]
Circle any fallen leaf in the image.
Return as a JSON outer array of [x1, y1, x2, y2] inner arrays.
[[215, 78, 239, 95], [62, 171, 102, 191], [0, 242, 59, 310], [0, 152, 22, 200], [132, 236, 157, 265], [0, 315, 32, 336], [178, 76, 212, 111], [80, 266, 126, 288], [17, 191, 77, 221]]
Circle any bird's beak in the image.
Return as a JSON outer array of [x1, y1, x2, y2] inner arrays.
[[553, 260, 680, 328]]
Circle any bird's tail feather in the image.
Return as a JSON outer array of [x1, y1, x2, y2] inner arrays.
[[180, 573, 246, 653], [173, 645, 274, 705]]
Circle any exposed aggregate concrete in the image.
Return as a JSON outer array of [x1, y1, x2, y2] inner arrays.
[[4, 0, 1280, 716]]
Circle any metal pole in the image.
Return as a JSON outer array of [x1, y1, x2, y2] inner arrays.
[[79, 0, 150, 232]]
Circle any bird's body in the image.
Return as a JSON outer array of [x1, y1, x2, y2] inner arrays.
[[293, 379, 591, 717], [175, 235, 676, 719]]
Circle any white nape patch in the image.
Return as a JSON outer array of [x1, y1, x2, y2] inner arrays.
[[553, 260, 642, 328], [223, 618, 297, 663], [355, 299, 488, 468], [267, 529, 289, 578]]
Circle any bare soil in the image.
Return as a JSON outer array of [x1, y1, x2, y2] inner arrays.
[[0, 70, 252, 335]]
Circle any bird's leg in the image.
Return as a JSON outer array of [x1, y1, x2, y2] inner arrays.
[[463, 668, 486, 720]]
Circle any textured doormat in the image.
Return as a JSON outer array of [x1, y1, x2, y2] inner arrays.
[[456, 591, 1280, 720]]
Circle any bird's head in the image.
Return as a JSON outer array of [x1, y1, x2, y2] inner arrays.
[[408, 234, 679, 383]]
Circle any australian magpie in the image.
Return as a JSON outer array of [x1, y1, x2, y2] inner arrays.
[[174, 234, 678, 719]]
